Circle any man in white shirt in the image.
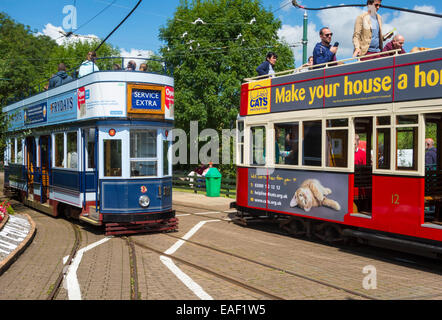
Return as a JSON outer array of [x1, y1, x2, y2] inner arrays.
[[78, 51, 99, 77]]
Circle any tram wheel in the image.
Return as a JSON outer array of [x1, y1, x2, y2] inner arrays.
[[314, 222, 343, 243], [280, 217, 306, 236]]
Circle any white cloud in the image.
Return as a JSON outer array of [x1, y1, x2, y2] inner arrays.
[[383, 5, 442, 42], [278, 4, 442, 66], [39, 23, 99, 46], [278, 22, 319, 65], [119, 48, 155, 70]]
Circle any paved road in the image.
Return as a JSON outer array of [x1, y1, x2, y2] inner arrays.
[[0, 189, 441, 300]]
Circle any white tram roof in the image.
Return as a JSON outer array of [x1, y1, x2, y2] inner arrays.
[[3, 71, 175, 132]]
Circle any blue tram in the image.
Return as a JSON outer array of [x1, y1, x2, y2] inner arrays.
[[2, 59, 177, 235]]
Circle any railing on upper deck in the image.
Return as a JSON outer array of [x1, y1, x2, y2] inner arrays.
[[244, 49, 402, 83], [4, 56, 170, 106]]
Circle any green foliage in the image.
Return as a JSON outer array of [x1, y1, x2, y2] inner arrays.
[[0, 11, 119, 161], [159, 0, 294, 174]]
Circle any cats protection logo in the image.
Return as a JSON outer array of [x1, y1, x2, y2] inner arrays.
[[247, 79, 271, 115]]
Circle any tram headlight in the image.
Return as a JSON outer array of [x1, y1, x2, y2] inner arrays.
[[139, 195, 150, 208]]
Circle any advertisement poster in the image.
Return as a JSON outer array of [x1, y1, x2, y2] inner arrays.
[[248, 168, 349, 222], [48, 90, 77, 124], [79, 82, 126, 119], [24, 102, 47, 126], [164, 86, 174, 120]]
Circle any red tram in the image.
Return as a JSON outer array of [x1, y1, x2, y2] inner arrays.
[[231, 48, 442, 258]]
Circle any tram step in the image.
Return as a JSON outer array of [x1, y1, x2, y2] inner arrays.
[[105, 218, 178, 236], [79, 215, 102, 226], [88, 206, 100, 220]]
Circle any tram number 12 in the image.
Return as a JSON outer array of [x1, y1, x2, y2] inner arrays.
[[391, 193, 400, 205]]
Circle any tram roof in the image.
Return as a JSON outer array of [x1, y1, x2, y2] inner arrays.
[[241, 47, 442, 117], [3, 70, 175, 132]]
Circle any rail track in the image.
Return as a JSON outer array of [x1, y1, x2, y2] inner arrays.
[[47, 221, 81, 300]]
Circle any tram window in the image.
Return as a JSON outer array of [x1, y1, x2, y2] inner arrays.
[[274, 123, 298, 165], [377, 116, 391, 126], [397, 115, 418, 125], [67, 132, 78, 169], [376, 128, 390, 169], [326, 119, 348, 127], [163, 140, 170, 176], [130, 130, 157, 158], [54, 133, 64, 168], [10, 139, 15, 163], [104, 139, 122, 177], [396, 127, 418, 170], [251, 126, 266, 166], [237, 121, 244, 165], [16, 139, 23, 164], [86, 128, 96, 170], [326, 130, 348, 168], [131, 161, 157, 177], [303, 121, 322, 166]]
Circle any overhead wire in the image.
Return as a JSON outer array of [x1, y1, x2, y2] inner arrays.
[[291, 0, 442, 19]]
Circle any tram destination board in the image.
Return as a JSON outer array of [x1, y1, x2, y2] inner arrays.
[[244, 48, 442, 115]]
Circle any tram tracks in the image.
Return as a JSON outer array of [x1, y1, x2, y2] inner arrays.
[[130, 237, 285, 300], [47, 221, 81, 300]]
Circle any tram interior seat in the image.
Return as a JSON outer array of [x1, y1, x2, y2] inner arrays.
[[353, 165, 372, 214]]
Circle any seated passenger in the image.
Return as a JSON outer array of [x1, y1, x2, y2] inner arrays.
[[382, 34, 406, 55], [313, 27, 338, 67], [256, 52, 277, 77], [425, 138, 437, 166], [78, 51, 99, 77], [139, 63, 147, 71], [48, 63, 73, 89], [113, 63, 121, 70], [355, 134, 366, 165], [126, 60, 136, 71]]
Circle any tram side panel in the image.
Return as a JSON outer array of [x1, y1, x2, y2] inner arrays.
[[237, 167, 442, 242]]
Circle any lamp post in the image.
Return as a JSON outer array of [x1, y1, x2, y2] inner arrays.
[[302, 11, 308, 65]]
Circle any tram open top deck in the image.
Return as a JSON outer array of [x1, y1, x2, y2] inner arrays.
[[3, 68, 174, 132], [240, 47, 442, 117]]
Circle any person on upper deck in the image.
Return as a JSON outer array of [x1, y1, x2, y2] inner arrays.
[[382, 34, 406, 55], [48, 63, 73, 89], [256, 52, 277, 77], [78, 51, 99, 77], [313, 27, 338, 67], [126, 60, 137, 71], [139, 63, 147, 71], [352, 0, 393, 61]]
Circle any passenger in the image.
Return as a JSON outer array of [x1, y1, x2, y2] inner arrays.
[[113, 63, 121, 70], [355, 134, 367, 165], [313, 27, 338, 67], [78, 51, 99, 77], [382, 34, 406, 55], [139, 63, 147, 71], [299, 56, 314, 72], [425, 138, 437, 166], [352, 0, 393, 61], [256, 52, 277, 77], [48, 63, 73, 89], [126, 60, 136, 71]]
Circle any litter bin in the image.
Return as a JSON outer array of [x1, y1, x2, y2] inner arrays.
[[205, 167, 222, 197]]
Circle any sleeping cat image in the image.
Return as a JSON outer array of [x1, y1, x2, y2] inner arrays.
[[289, 179, 341, 212]]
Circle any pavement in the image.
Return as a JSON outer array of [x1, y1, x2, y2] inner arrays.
[[0, 191, 235, 275]]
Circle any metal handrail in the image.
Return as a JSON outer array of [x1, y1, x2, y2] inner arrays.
[[244, 48, 403, 83]]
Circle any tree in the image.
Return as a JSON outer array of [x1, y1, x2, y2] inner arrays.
[[159, 0, 294, 173]]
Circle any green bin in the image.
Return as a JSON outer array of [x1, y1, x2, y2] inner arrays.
[[205, 167, 222, 197]]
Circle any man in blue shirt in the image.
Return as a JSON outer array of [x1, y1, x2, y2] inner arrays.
[[313, 27, 338, 67]]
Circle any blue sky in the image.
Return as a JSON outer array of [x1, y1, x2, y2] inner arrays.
[[1, 0, 441, 67]]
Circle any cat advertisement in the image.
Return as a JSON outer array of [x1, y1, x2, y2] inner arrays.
[[248, 168, 349, 222]]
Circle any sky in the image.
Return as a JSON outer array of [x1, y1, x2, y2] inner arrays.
[[1, 0, 441, 68]]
